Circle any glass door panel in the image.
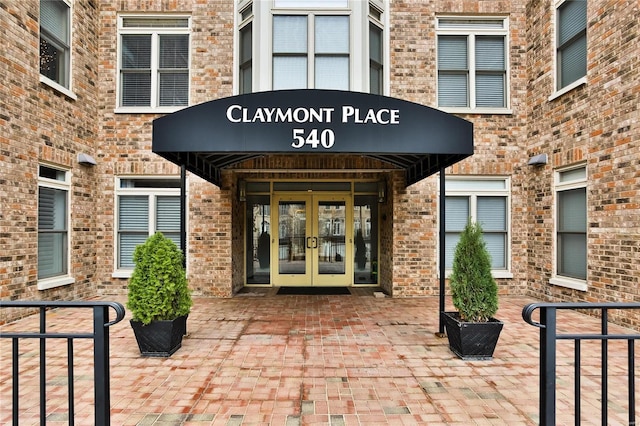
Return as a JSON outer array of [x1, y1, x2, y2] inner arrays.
[[246, 195, 271, 284], [317, 200, 346, 275], [275, 196, 312, 285], [353, 195, 379, 284], [312, 195, 352, 286]]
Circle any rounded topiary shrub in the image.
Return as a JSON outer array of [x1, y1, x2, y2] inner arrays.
[[127, 232, 192, 325], [449, 221, 498, 322]]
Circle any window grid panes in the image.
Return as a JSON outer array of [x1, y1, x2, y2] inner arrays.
[[116, 179, 181, 269], [38, 166, 69, 280], [369, 23, 383, 94], [40, 0, 70, 88], [556, 167, 587, 280], [437, 17, 508, 110], [557, 0, 587, 90], [119, 17, 190, 109], [444, 179, 509, 270], [272, 14, 350, 90]]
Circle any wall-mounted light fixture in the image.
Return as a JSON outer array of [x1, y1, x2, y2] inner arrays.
[[378, 181, 386, 203], [238, 179, 246, 201], [77, 153, 97, 166], [527, 153, 548, 166]]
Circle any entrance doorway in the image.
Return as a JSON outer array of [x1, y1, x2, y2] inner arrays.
[[274, 193, 351, 286], [244, 181, 380, 287]]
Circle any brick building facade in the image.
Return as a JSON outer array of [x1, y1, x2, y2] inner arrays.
[[1, 0, 638, 327]]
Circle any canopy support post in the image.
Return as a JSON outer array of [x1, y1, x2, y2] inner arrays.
[[437, 166, 446, 337]]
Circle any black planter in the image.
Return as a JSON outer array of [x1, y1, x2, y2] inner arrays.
[[442, 312, 503, 360], [130, 315, 188, 357]]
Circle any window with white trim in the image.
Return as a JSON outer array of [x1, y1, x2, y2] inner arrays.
[[436, 17, 509, 111], [38, 165, 70, 281], [445, 178, 510, 271], [116, 178, 182, 270], [555, 0, 587, 91], [555, 166, 587, 281], [117, 16, 190, 111], [237, 0, 385, 94], [40, 0, 71, 89]]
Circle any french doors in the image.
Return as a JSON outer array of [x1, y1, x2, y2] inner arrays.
[[273, 193, 352, 286]]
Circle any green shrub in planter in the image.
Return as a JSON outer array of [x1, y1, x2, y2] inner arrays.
[[127, 232, 192, 325], [449, 221, 498, 322]]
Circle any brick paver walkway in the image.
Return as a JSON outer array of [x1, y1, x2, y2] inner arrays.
[[1, 291, 637, 425]]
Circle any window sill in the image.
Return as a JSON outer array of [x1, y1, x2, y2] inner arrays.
[[112, 270, 133, 279], [548, 77, 587, 101], [438, 106, 513, 115], [39, 75, 77, 101], [549, 276, 587, 292], [115, 105, 187, 114], [38, 276, 75, 291]]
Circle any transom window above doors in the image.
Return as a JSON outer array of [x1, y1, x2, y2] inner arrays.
[[237, 0, 386, 94]]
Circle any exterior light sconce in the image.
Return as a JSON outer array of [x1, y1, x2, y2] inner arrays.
[[527, 153, 548, 166], [238, 179, 246, 201], [77, 153, 97, 166], [378, 181, 386, 203]]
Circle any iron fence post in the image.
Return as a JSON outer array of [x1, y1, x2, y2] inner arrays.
[[540, 306, 556, 426]]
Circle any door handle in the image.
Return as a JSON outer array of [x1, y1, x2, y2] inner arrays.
[[306, 237, 311, 249], [312, 237, 318, 249]]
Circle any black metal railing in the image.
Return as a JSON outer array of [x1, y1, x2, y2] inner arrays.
[[0, 300, 126, 426], [522, 302, 640, 426]]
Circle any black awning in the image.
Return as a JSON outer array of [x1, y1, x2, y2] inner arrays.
[[152, 90, 473, 186]]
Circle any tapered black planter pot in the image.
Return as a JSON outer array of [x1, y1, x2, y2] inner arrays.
[[442, 312, 503, 360], [130, 315, 188, 357]]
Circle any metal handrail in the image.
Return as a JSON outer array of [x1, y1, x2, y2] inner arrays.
[[522, 302, 640, 426], [0, 300, 126, 426]]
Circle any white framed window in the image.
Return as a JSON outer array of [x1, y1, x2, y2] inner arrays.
[[117, 16, 191, 112], [40, 0, 76, 98], [115, 178, 182, 274], [551, 165, 587, 290], [444, 177, 511, 276], [436, 17, 510, 113], [554, 0, 587, 94], [239, 4, 253, 94], [38, 165, 73, 289], [273, 14, 350, 90], [369, 5, 384, 95], [236, 0, 386, 94]]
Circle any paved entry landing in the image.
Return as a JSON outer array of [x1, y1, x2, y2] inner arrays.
[[1, 295, 637, 425]]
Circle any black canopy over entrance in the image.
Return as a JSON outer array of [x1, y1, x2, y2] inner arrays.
[[152, 90, 474, 335], [152, 90, 473, 186]]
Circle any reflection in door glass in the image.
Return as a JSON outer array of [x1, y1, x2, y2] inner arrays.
[[354, 195, 378, 284], [317, 201, 346, 275], [278, 201, 307, 274], [246, 195, 271, 284]]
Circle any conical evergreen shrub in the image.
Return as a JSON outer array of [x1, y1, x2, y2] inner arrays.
[[449, 221, 498, 322], [127, 232, 192, 325]]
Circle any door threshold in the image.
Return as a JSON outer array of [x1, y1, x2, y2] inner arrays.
[[276, 286, 352, 295]]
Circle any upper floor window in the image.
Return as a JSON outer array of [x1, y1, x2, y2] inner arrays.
[[237, 0, 385, 94], [445, 178, 511, 275], [38, 165, 71, 289], [555, 0, 587, 92], [553, 166, 587, 286], [115, 178, 182, 273], [273, 14, 350, 90], [437, 17, 509, 112], [40, 0, 71, 90], [117, 16, 190, 112]]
